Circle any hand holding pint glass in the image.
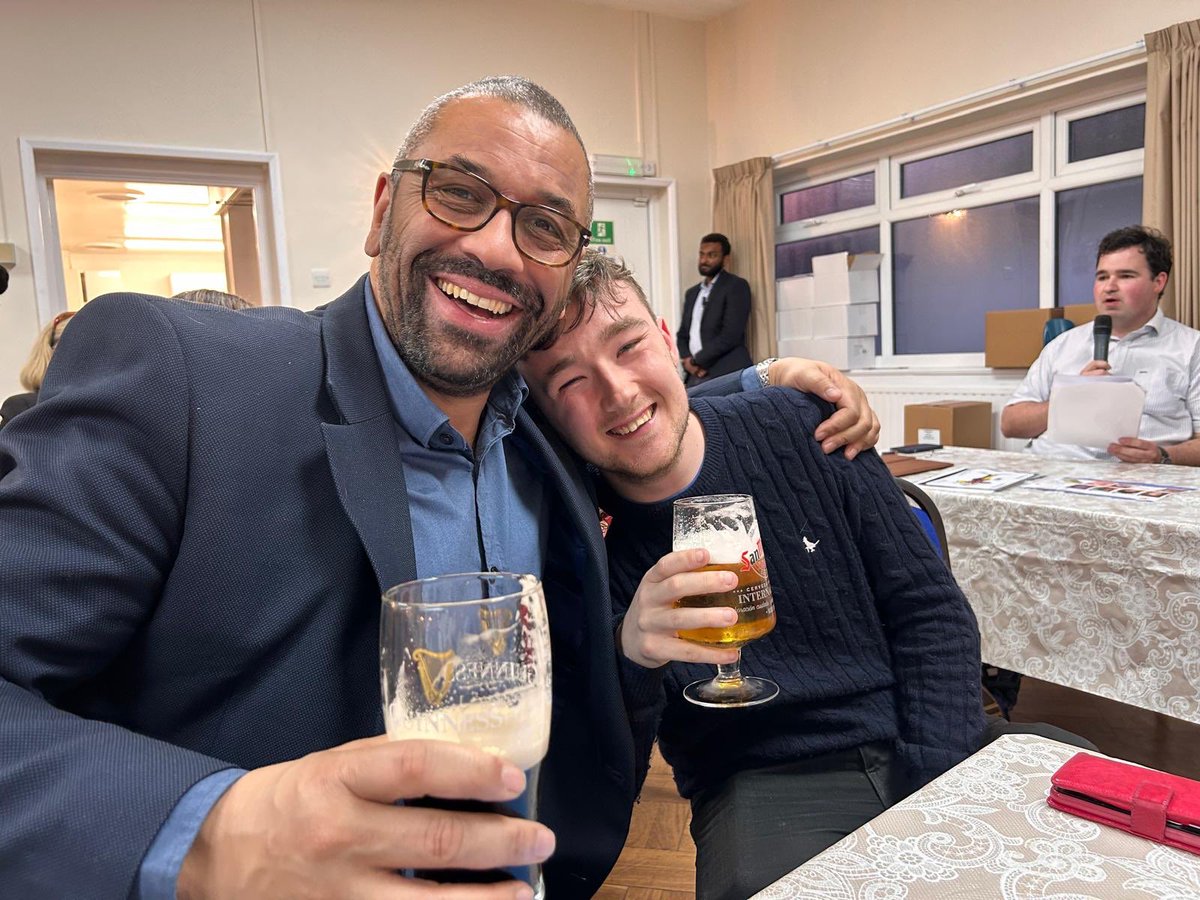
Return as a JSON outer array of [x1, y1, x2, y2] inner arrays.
[[381, 572, 552, 896], [673, 494, 778, 707]]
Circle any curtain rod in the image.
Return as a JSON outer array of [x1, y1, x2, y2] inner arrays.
[[772, 39, 1146, 167]]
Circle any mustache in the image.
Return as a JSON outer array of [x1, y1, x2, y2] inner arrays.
[[412, 251, 543, 316]]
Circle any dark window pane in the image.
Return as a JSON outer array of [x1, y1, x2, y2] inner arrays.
[[1055, 176, 1142, 306], [1068, 104, 1145, 163], [780, 172, 875, 223], [775, 226, 880, 278], [901, 133, 1033, 198], [892, 197, 1039, 354]]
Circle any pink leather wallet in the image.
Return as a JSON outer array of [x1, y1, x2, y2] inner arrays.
[[1048, 752, 1200, 856]]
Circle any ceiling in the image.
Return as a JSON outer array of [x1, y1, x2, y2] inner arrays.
[[54, 179, 237, 254], [564, 0, 744, 21]]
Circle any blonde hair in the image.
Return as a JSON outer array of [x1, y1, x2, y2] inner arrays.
[[19, 314, 73, 392]]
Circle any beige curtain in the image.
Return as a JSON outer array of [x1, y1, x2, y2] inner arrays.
[[712, 157, 776, 361], [1143, 18, 1200, 327]]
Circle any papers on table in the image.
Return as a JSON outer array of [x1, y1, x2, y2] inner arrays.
[[1027, 476, 1197, 503], [918, 467, 1039, 492], [1046, 375, 1144, 449]]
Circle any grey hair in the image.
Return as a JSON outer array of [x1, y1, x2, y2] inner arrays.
[[171, 288, 252, 311], [394, 75, 593, 214]]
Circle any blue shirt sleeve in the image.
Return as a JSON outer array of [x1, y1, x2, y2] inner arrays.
[[137, 768, 246, 900], [740, 365, 761, 393]]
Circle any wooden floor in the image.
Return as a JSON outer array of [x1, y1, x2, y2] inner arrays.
[[598, 675, 1200, 898]]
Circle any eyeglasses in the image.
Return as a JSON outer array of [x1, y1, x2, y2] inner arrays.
[[49, 310, 76, 347], [392, 159, 591, 268]]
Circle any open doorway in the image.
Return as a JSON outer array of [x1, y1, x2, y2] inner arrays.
[[20, 139, 289, 322], [53, 179, 264, 307]]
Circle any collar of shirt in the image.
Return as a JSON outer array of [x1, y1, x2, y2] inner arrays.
[[1114, 307, 1166, 344], [363, 277, 528, 454]]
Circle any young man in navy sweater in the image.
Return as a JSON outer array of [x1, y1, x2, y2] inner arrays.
[[521, 251, 987, 900]]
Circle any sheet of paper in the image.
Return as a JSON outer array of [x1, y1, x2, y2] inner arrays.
[[1046, 375, 1144, 449]]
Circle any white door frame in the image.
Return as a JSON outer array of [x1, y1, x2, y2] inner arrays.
[[18, 138, 291, 323], [594, 174, 679, 332]]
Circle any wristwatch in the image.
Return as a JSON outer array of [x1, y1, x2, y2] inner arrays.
[[1157, 444, 1172, 464], [756, 357, 778, 388]]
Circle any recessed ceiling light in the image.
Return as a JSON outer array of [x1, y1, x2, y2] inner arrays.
[[89, 189, 145, 203], [80, 241, 124, 251]]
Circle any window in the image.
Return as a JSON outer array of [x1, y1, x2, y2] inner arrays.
[[780, 172, 875, 224], [900, 132, 1034, 199], [774, 92, 1145, 367], [775, 226, 879, 279]]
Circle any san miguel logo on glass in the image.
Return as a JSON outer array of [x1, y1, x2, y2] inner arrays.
[[678, 532, 776, 648]]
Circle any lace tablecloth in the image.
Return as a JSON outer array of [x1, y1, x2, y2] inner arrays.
[[907, 447, 1200, 724], [755, 734, 1200, 899]]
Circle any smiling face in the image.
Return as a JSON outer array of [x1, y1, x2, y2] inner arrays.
[[521, 281, 704, 503], [364, 96, 591, 398], [1093, 246, 1168, 338]]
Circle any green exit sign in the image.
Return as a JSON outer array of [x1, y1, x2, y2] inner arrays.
[[590, 220, 614, 245]]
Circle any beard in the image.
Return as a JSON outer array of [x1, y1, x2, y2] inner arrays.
[[594, 402, 691, 487], [375, 221, 550, 397], [698, 261, 723, 278]]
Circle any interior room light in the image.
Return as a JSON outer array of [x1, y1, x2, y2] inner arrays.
[[123, 239, 225, 253]]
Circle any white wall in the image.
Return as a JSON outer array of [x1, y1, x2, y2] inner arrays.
[[0, 0, 709, 398], [705, 0, 1200, 168]]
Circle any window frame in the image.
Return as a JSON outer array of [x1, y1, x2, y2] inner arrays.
[[773, 89, 1146, 370]]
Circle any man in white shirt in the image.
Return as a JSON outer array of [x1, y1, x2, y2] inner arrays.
[[1001, 226, 1200, 466]]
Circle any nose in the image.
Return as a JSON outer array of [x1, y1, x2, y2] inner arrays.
[[597, 362, 638, 411], [456, 208, 524, 275]]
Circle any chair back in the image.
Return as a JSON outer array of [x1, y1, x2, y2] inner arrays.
[[894, 477, 951, 571], [1043, 317, 1075, 346]]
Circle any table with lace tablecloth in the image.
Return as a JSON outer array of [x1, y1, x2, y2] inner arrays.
[[902, 447, 1200, 725], [755, 734, 1200, 899]]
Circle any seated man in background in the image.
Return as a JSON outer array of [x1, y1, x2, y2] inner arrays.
[[521, 251, 988, 900], [1001, 225, 1200, 465]]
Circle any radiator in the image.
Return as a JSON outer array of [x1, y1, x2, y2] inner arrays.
[[863, 383, 1028, 453]]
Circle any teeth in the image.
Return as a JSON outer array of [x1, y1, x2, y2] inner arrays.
[[437, 279, 513, 316], [611, 408, 654, 436]]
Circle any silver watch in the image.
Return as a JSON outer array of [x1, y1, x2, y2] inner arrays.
[[756, 357, 778, 388]]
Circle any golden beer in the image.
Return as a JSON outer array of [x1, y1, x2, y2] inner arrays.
[[675, 561, 776, 648]]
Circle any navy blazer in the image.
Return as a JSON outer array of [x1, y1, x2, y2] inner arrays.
[[676, 270, 753, 381], [0, 279, 655, 898]]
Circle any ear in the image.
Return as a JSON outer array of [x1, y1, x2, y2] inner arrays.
[[657, 316, 678, 362], [1153, 270, 1168, 298], [363, 173, 392, 258]]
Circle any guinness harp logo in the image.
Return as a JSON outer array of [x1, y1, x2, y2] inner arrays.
[[479, 607, 515, 657], [412, 648, 457, 706]]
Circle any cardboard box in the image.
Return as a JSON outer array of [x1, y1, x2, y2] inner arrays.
[[904, 401, 992, 449], [811, 252, 883, 307], [813, 304, 878, 338], [1061, 304, 1098, 326], [984, 308, 1062, 369], [778, 336, 875, 371], [776, 308, 813, 340], [776, 274, 815, 310]]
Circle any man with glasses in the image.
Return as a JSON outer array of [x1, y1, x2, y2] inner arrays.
[[0, 77, 878, 899]]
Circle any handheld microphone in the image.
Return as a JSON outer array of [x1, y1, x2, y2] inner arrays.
[[1093, 315, 1112, 362]]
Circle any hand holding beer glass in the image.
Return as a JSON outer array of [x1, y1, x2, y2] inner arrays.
[[381, 572, 552, 896], [673, 494, 778, 707]]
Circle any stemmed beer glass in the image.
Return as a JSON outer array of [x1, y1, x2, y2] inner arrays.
[[381, 572, 552, 896], [673, 494, 779, 708]]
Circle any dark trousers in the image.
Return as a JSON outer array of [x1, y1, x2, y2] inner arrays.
[[688, 722, 1096, 900]]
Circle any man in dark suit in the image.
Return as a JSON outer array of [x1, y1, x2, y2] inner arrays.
[[0, 78, 878, 900], [677, 233, 753, 385]]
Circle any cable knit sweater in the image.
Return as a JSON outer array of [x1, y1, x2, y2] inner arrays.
[[602, 388, 985, 799]]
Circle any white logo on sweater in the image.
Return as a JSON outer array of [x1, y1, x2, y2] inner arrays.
[[802, 536, 820, 553]]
